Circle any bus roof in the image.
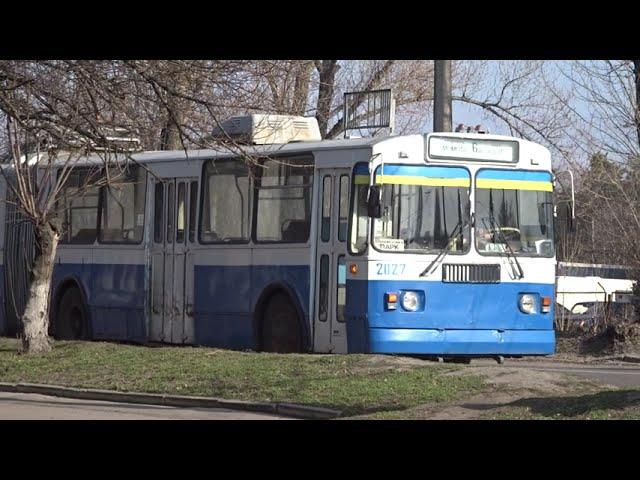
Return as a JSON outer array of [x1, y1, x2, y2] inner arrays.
[[30, 136, 382, 167]]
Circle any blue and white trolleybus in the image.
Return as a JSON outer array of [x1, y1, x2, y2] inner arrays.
[[0, 115, 557, 357]]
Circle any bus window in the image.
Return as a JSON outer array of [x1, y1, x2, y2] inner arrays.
[[321, 176, 331, 242], [338, 175, 349, 242], [167, 182, 174, 244], [318, 254, 329, 322], [349, 174, 369, 254], [188, 181, 197, 243], [60, 170, 100, 244], [99, 166, 147, 244], [154, 183, 163, 244], [176, 182, 186, 244], [337, 255, 346, 322], [200, 159, 251, 243], [256, 156, 314, 243]]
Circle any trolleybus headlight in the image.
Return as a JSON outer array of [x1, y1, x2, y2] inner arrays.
[[401, 291, 422, 312], [518, 294, 537, 314]]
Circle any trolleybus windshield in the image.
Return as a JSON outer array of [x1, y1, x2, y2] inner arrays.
[[368, 165, 471, 254]]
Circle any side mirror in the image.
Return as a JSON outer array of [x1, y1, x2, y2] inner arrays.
[[367, 185, 382, 218], [538, 203, 548, 236]]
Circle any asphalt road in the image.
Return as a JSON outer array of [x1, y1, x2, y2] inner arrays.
[[0, 391, 291, 420]]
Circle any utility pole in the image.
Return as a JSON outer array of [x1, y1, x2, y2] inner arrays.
[[433, 60, 452, 132]]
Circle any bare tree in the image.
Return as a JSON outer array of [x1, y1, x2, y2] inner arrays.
[[451, 61, 577, 165], [238, 60, 435, 139], [0, 126, 132, 353], [0, 60, 264, 352]]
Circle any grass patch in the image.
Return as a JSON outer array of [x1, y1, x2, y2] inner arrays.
[[0, 338, 484, 417], [481, 389, 640, 420]]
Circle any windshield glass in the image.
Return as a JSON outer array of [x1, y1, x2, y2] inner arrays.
[[370, 165, 471, 254], [475, 169, 554, 257]]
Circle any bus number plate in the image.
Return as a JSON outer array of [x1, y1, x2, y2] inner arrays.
[[376, 263, 406, 275]]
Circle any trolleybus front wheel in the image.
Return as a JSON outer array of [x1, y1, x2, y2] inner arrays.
[[261, 293, 302, 353]]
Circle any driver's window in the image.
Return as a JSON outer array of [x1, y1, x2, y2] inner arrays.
[[475, 188, 520, 253], [255, 156, 314, 243]]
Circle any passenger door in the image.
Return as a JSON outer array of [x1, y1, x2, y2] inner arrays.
[[150, 178, 198, 344], [313, 169, 350, 353]]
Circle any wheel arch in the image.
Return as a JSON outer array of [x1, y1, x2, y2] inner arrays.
[[51, 275, 92, 337], [252, 282, 311, 352]]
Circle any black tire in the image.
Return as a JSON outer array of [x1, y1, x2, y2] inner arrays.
[[261, 293, 302, 353], [55, 287, 89, 340], [451, 357, 471, 364]]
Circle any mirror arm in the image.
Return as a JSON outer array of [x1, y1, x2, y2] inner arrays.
[[367, 153, 384, 218], [368, 153, 383, 188], [554, 169, 576, 221]]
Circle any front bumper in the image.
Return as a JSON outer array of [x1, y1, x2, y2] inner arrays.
[[357, 327, 555, 355]]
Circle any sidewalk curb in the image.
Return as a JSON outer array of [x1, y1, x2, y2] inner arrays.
[[0, 382, 342, 419]]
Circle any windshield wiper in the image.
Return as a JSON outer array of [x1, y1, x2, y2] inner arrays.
[[420, 188, 465, 277], [419, 219, 462, 277], [484, 214, 524, 280]]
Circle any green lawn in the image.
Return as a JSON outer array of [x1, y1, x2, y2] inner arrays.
[[0, 338, 484, 417]]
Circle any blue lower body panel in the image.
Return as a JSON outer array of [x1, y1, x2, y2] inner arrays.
[[367, 327, 555, 355], [345, 278, 555, 355], [0, 264, 5, 336]]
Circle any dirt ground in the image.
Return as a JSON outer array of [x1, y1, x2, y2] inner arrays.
[[349, 362, 604, 419], [431, 365, 601, 419], [349, 329, 640, 419], [552, 325, 640, 364]]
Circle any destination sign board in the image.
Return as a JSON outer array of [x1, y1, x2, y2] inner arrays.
[[428, 136, 519, 163]]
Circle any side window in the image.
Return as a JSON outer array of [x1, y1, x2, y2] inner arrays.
[[256, 156, 314, 243], [99, 166, 147, 244], [338, 175, 349, 242], [176, 182, 186, 244], [60, 169, 100, 244], [318, 254, 329, 322], [167, 182, 174, 244], [201, 159, 251, 243], [349, 164, 369, 254], [337, 255, 346, 322], [189, 181, 197, 243], [321, 176, 331, 242], [154, 183, 163, 244]]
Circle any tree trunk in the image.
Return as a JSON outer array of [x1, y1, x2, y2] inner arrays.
[[159, 109, 183, 150], [21, 222, 59, 354], [159, 87, 184, 150], [291, 61, 313, 116], [315, 60, 339, 138], [633, 60, 640, 152]]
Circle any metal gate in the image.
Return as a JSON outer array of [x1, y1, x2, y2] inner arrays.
[[3, 183, 36, 336]]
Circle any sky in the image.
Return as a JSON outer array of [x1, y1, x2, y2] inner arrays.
[[410, 60, 632, 168]]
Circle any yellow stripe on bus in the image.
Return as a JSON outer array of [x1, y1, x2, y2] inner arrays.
[[354, 174, 470, 187], [476, 179, 553, 192]]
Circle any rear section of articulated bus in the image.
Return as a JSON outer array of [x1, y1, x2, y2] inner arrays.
[[344, 135, 556, 357], [0, 174, 5, 335], [0, 170, 37, 339]]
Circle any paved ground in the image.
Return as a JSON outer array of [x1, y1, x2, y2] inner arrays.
[[0, 391, 291, 420], [474, 359, 640, 388]]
